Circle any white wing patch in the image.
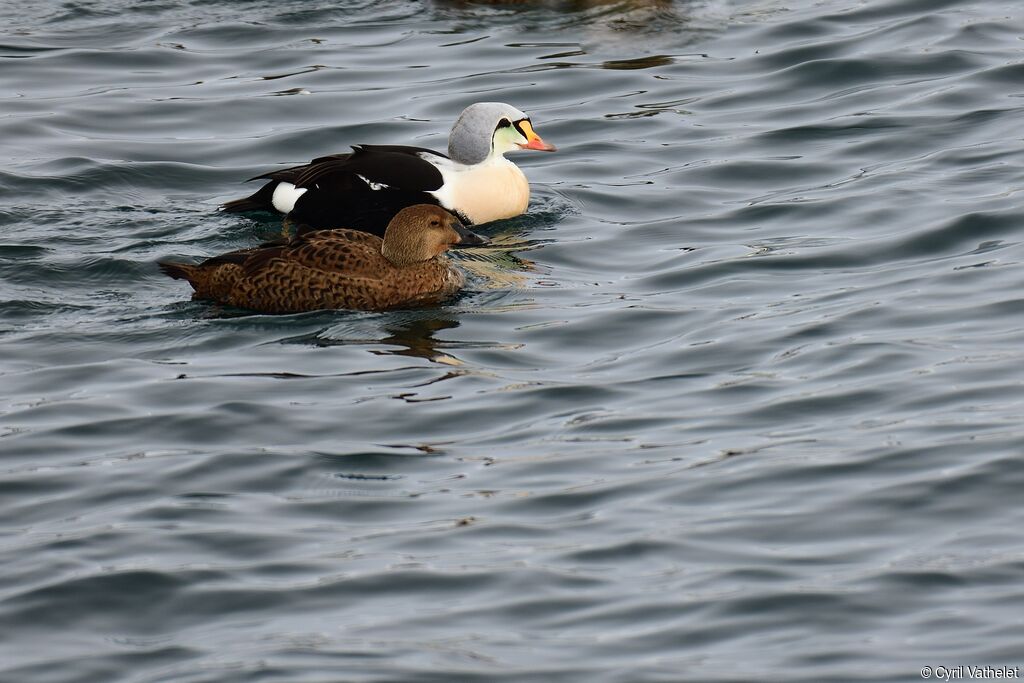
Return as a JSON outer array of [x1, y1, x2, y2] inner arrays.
[[357, 174, 389, 191], [271, 182, 308, 214]]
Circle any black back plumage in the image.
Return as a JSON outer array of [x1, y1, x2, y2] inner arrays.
[[223, 145, 455, 236]]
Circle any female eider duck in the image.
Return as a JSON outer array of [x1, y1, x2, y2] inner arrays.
[[160, 205, 486, 313], [221, 102, 556, 235]]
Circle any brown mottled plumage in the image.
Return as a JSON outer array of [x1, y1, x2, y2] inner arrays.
[[159, 205, 487, 313]]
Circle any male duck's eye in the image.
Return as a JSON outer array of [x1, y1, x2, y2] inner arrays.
[[496, 118, 512, 129]]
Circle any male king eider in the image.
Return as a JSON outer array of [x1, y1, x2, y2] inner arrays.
[[161, 205, 487, 313], [221, 102, 556, 236]]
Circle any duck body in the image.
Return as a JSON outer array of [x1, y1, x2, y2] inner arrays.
[[161, 205, 485, 313], [221, 103, 555, 236]]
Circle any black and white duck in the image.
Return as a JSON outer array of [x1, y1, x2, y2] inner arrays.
[[221, 102, 556, 236]]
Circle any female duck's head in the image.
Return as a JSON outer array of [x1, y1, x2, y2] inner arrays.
[[381, 205, 488, 266], [448, 102, 557, 165]]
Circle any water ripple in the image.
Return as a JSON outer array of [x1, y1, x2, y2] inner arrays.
[[3, 0, 1024, 681]]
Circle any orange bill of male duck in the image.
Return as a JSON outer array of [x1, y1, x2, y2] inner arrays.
[[221, 102, 556, 236], [161, 205, 488, 313]]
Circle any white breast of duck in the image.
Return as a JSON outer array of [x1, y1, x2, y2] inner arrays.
[[427, 154, 529, 225]]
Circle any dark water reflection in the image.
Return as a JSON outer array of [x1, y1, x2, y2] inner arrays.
[[3, 0, 1024, 681]]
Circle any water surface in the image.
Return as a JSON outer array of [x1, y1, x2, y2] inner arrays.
[[3, 0, 1024, 681]]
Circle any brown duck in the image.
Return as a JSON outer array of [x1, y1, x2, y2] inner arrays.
[[159, 205, 487, 313]]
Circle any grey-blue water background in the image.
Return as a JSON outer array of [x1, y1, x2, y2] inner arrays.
[[3, 0, 1024, 681]]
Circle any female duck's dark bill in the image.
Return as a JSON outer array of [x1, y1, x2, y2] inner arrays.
[[452, 222, 489, 247]]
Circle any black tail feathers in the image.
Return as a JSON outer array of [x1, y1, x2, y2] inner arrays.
[[220, 179, 278, 213]]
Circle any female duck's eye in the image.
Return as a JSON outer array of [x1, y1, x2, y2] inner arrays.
[[430, 220, 441, 227]]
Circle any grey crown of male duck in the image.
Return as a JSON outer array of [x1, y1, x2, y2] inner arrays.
[[221, 102, 556, 236]]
